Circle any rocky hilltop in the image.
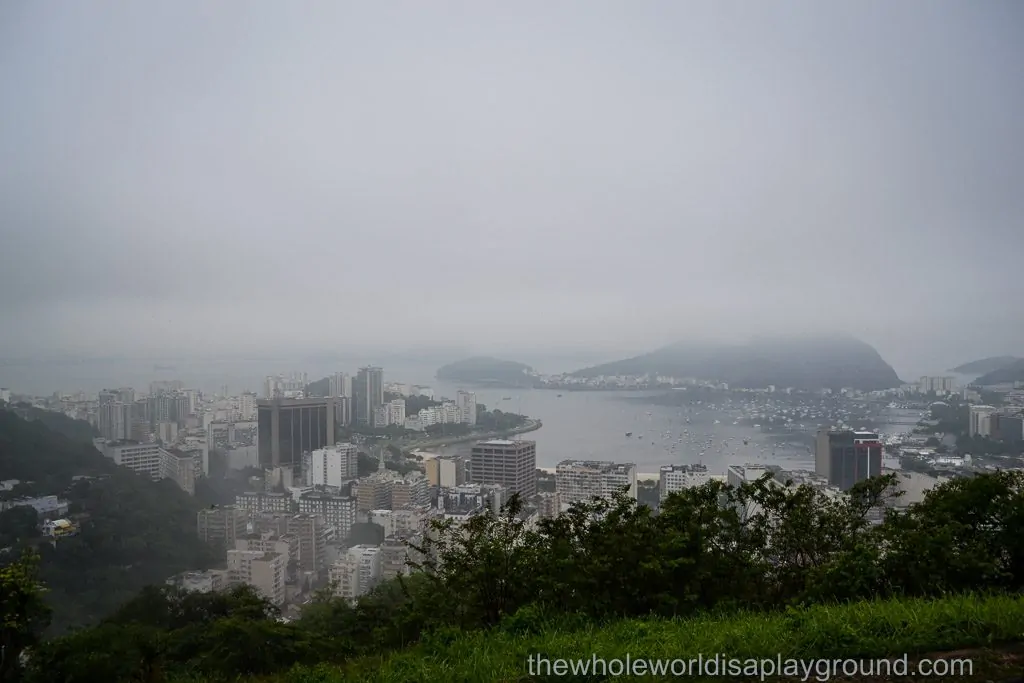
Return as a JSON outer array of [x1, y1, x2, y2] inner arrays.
[[570, 334, 902, 391]]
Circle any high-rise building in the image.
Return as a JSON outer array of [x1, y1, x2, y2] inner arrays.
[[425, 455, 466, 488], [256, 397, 336, 470], [298, 492, 356, 540], [919, 376, 955, 394], [456, 390, 478, 425], [354, 367, 384, 426], [658, 464, 716, 502], [328, 372, 352, 398], [469, 439, 537, 499], [814, 430, 883, 491], [391, 473, 430, 508], [98, 401, 132, 440], [329, 545, 381, 600], [306, 443, 359, 488], [969, 405, 997, 437], [555, 460, 637, 504], [239, 392, 257, 420]]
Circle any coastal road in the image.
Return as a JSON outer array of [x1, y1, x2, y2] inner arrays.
[[399, 418, 542, 452]]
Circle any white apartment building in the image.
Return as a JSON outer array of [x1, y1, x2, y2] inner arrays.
[[456, 390, 477, 425], [404, 402, 464, 431], [307, 443, 359, 487], [239, 392, 257, 420], [235, 491, 293, 514], [95, 439, 164, 480], [387, 398, 406, 425], [227, 550, 286, 605], [329, 545, 381, 600], [555, 460, 637, 504], [298, 492, 357, 539], [659, 465, 724, 502], [329, 372, 352, 398], [919, 376, 955, 394], [373, 399, 407, 428], [425, 455, 465, 488]]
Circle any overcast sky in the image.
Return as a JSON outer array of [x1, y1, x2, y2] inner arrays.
[[1, 1, 1021, 374]]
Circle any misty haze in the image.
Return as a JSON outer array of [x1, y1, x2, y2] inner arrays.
[[1, 2, 1023, 682]]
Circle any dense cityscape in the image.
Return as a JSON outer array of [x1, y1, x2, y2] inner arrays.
[[3, 2, 1023, 681], [3, 362, 1023, 624]]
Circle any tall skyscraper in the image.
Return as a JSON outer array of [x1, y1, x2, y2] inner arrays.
[[257, 397, 336, 470], [814, 429, 882, 491], [354, 366, 384, 426], [469, 439, 537, 498]]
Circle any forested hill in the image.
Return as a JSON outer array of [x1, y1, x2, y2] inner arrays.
[[436, 356, 536, 387], [975, 358, 1024, 386], [0, 408, 216, 633], [571, 335, 902, 391], [949, 356, 1021, 375]]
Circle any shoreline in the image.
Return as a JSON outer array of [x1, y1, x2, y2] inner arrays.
[[400, 418, 542, 451]]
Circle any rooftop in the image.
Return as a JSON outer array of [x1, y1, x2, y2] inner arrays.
[[556, 460, 635, 473]]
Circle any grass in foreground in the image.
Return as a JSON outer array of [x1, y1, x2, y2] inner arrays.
[[184, 593, 1024, 682]]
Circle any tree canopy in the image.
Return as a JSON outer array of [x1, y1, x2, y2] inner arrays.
[[9, 467, 1024, 682]]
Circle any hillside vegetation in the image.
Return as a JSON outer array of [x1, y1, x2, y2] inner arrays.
[[976, 358, 1024, 386], [0, 408, 216, 634], [5, 438, 1024, 682], [436, 356, 536, 387], [571, 334, 902, 391], [950, 355, 1022, 375]]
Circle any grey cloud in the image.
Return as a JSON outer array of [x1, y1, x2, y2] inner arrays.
[[1, 0, 1022, 374]]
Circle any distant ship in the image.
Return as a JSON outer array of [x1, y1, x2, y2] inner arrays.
[[557, 394, 563, 398], [153, 364, 176, 371], [502, 396, 512, 400], [625, 431, 633, 437]]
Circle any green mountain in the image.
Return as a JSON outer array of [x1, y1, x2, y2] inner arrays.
[[436, 356, 536, 387], [571, 334, 902, 391], [974, 359, 1024, 386], [950, 356, 1022, 375]]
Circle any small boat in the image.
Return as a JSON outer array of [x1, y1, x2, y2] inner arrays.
[[625, 432, 633, 437], [557, 394, 563, 398]]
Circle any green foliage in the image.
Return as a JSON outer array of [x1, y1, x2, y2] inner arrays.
[[16, 437, 1024, 683], [0, 409, 216, 635], [474, 408, 526, 432], [956, 433, 1024, 456], [389, 394, 440, 416], [422, 422, 471, 437], [0, 507, 39, 548], [0, 551, 50, 681]]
